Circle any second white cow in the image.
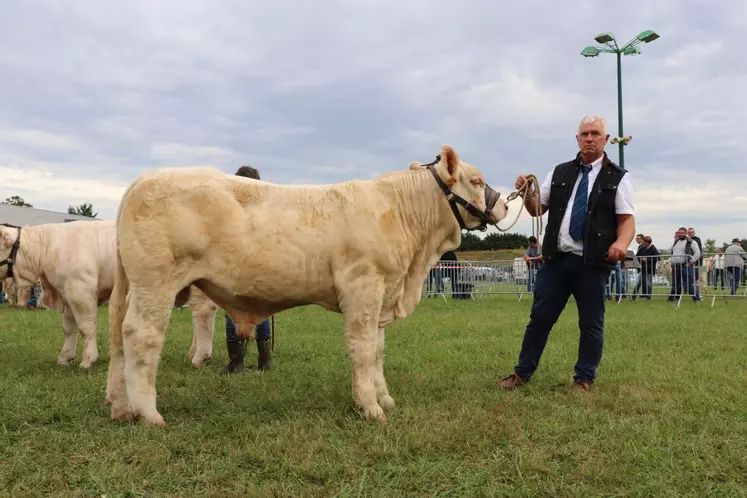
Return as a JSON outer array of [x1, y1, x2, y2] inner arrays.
[[0, 220, 218, 369]]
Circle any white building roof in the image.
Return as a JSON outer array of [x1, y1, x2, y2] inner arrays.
[[0, 203, 98, 227]]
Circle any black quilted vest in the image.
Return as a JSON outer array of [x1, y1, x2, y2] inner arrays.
[[541, 152, 627, 269]]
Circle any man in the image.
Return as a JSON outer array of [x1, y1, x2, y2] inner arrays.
[[668, 227, 701, 301], [687, 227, 703, 301], [668, 227, 700, 302], [523, 236, 542, 292], [499, 115, 635, 392], [724, 238, 747, 295], [221, 165, 273, 374], [637, 236, 659, 299]]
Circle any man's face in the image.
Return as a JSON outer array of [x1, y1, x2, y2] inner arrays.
[[687, 228, 695, 238], [678, 229, 687, 239], [576, 121, 609, 160], [635, 235, 642, 244]]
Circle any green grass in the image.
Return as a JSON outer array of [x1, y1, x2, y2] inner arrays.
[[1, 297, 746, 497]]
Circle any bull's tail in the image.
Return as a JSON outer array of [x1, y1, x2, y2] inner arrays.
[[105, 241, 129, 405], [109, 244, 128, 356]]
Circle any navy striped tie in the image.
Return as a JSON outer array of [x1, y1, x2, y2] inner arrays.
[[569, 165, 592, 241]]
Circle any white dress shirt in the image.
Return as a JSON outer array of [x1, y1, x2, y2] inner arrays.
[[538, 154, 635, 256]]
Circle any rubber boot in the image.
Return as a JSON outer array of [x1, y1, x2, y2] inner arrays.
[[257, 338, 272, 371], [220, 339, 246, 374]]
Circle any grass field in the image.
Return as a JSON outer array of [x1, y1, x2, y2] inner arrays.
[[1, 297, 746, 497]]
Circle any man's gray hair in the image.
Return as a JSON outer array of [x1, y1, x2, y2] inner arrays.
[[578, 115, 608, 136]]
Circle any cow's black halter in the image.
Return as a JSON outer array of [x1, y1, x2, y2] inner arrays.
[[421, 155, 500, 232], [0, 223, 21, 278]]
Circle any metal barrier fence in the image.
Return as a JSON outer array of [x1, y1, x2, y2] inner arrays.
[[423, 252, 747, 307]]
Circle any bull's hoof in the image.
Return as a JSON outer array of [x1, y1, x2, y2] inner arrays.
[[79, 355, 97, 369], [191, 353, 212, 369], [110, 403, 135, 422], [379, 395, 396, 410], [363, 404, 387, 423], [140, 413, 167, 428], [57, 355, 75, 366]]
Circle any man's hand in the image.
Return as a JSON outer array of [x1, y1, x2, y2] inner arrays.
[[515, 174, 529, 190], [607, 241, 628, 261]]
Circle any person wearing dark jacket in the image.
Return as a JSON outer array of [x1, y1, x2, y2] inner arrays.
[[221, 165, 273, 374], [636, 236, 659, 299], [498, 115, 635, 392]]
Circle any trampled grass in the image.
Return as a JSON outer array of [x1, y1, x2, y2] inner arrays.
[[0, 296, 745, 497]]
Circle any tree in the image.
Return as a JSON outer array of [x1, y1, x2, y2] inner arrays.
[[2, 195, 33, 207], [457, 233, 484, 251], [704, 238, 716, 254], [67, 202, 98, 218]]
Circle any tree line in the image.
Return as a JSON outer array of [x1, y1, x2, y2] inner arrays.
[[457, 232, 532, 251], [2, 195, 98, 218]]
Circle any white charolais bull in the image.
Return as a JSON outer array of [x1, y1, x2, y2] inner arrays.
[[0, 220, 219, 369], [106, 145, 509, 426]]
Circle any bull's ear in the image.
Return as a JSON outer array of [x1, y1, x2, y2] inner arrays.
[[408, 161, 422, 171], [0, 229, 11, 249], [440, 145, 460, 179]]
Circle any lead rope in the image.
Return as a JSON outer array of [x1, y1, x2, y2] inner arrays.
[[494, 174, 543, 242]]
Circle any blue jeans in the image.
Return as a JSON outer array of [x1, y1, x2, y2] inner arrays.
[[225, 312, 271, 343], [727, 267, 742, 295], [513, 252, 609, 383], [527, 268, 538, 292], [27, 286, 38, 307], [687, 266, 701, 301]]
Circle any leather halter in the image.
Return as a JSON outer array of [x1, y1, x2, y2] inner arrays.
[[0, 223, 21, 279], [420, 155, 500, 232]]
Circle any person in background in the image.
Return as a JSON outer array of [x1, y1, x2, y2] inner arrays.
[[668, 227, 701, 302], [221, 165, 273, 374], [632, 233, 645, 297], [524, 236, 542, 292], [687, 227, 703, 302], [636, 236, 659, 299], [724, 238, 746, 295], [711, 248, 726, 290]]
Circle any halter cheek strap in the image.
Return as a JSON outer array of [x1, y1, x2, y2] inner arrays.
[[0, 223, 21, 278]]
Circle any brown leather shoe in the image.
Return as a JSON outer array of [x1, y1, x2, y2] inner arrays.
[[498, 373, 524, 389], [571, 379, 591, 392]]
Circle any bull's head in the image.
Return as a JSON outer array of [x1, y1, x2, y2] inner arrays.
[[411, 145, 509, 231], [0, 224, 22, 281]]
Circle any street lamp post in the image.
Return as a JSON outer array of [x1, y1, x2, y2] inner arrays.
[[580, 30, 660, 170]]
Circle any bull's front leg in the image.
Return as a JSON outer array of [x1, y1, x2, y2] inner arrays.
[[343, 296, 386, 422], [58, 307, 79, 366], [67, 298, 99, 369], [374, 327, 395, 410]]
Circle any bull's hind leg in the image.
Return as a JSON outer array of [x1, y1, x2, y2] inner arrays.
[[186, 301, 217, 368], [374, 327, 395, 410], [57, 307, 79, 366], [122, 288, 174, 427]]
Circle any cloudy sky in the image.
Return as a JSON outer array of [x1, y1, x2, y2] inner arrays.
[[1, 0, 745, 250]]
